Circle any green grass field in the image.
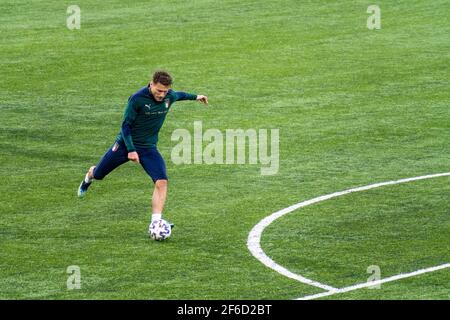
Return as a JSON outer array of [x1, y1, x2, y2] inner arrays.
[[1, 0, 449, 299]]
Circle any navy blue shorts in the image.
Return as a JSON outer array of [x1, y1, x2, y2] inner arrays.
[[93, 140, 168, 183]]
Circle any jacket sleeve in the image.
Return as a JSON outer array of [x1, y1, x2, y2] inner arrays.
[[121, 98, 138, 152], [173, 91, 197, 102]]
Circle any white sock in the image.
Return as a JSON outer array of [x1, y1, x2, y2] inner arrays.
[[84, 172, 93, 184], [152, 213, 162, 222]]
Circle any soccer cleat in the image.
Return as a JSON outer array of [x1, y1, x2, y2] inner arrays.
[[77, 179, 91, 198]]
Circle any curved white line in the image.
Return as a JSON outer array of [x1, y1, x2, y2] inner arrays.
[[247, 172, 450, 292], [298, 262, 450, 300]]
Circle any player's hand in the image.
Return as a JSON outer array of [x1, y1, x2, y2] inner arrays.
[[196, 95, 208, 105], [128, 151, 140, 163]]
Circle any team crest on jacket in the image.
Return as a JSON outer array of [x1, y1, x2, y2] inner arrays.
[[164, 99, 170, 109]]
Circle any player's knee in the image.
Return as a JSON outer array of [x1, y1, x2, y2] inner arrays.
[[155, 179, 168, 189]]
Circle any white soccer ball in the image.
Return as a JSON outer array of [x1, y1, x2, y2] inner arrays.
[[149, 219, 172, 241]]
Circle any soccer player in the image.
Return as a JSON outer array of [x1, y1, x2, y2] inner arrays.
[[77, 71, 208, 232]]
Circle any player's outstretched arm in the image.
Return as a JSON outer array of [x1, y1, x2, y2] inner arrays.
[[174, 91, 208, 105]]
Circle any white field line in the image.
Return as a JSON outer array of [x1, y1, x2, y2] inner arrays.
[[298, 262, 450, 300], [247, 172, 450, 296]]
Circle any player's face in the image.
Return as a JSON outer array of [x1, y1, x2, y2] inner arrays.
[[150, 82, 170, 101]]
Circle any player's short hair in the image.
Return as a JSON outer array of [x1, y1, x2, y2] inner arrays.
[[152, 71, 173, 86]]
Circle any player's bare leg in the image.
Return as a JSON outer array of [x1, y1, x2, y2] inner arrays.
[[151, 179, 167, 219], [149, 179, 174, 232], [87, 166, 96, 180]]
